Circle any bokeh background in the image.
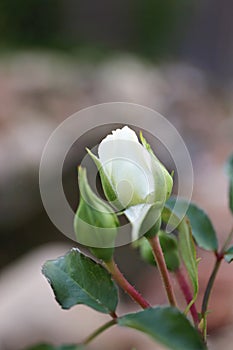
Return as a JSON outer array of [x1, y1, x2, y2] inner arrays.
[[0, 1, 233, 349]]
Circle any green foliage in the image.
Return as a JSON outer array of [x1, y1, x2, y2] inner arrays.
[[74, 167, 119, 262], [159, 231, 180, 271], [143, 216, 162, 239], [178, 219, 199, 309], [140, 132, 173, 200], [42, 249, 118, 314], [26, 346, 54, 350], [139, 231, 180, 271], [133, 0, 196, 57], [0, 0, 62, 47], [118, 307, 206, 350], [226, 154, 233, 214], [86, 148, 117, 203], [162, 207, 198, 308], [224, 246, 233, 263], [26, 345, 83, 350], [38, 133, 232, 350], [166, 198, 218, 251], [0, 0, 196, 57]]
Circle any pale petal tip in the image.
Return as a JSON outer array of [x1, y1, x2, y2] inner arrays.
[[102, 125, 138, 144]]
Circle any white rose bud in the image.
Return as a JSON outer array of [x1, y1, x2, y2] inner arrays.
[[88, 126, 173, 240]]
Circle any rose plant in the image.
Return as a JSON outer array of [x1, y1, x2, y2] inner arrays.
[[29, 127, 233, 350]]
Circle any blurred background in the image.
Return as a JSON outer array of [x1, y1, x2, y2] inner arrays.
[[0, 0, 233, 349]]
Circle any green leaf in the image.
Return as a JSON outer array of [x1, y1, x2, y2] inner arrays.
[[226, 154, 233, 214], [158, 231, 180, 271], [224, 246, 233, 263], [26, 345, 83, 350], [178, 219, 199, 310], [166, 198, 218, 251], [42, 249, 118, 314], [118, 307, 206, 350]]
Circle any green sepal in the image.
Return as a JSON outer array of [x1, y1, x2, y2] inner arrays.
[[140, 132, 173, 200], [74, 167, 119, 262], [89, 247, 114, 263], [86, 148, 117, 202], [144, 216, 161, 239]]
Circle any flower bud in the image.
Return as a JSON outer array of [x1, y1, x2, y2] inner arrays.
[[87, 126, 173, 240], [74, 167, 119, 262]]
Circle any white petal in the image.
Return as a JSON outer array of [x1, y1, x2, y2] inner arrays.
[[104, 125, 138, 143], [125, 201, 164, 241], [98, 126, 155, 207], [125, 203, 152, 241]]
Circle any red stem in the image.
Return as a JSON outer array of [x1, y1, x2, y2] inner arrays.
[[175, 268, 199, 326], [148, 235, 177, 307], [105, 259, 151, 309]]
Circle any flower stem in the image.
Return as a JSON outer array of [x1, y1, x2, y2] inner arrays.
[[201, 227, 233, 339], [105, 259, 151, 309], [201, 255, 223, 318], [201, 226, 233, 321], [201, 256, 222, 340], [110, 311, 118, 319], [83, 319, 117, 345], [148, 235, 177, 307], [175, 268, 199, 326]]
